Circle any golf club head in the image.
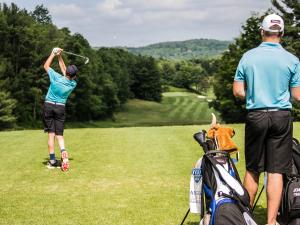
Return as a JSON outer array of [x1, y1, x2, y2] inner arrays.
[[193, 131, 206, 146], [63, 50, 89, 65]]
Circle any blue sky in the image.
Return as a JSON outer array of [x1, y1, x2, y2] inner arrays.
[[1, 0, 273, 47]]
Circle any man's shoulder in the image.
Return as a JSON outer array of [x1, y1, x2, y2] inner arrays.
[[48, 68, 63, 76], [281, 48, 299, 62], [242, 47, 261, 58]]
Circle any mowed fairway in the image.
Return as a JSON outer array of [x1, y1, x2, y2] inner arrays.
[[69, 92, 218, 128], [1, 124, 300, 225]]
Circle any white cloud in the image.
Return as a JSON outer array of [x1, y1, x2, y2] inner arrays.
[[48, 3, 85, 19], [96, 0, 132, 18], [97, 0, 123, 12], [130, 0, 189, 10], [8, 0, 274, 46]]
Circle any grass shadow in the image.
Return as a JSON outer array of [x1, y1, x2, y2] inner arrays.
[[186, 222, 199, 225], [42, 157, 74, 165], [253, 204, 267, 225]]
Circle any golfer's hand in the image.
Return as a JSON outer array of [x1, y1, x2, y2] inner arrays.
[[52, 47, 63, 56]]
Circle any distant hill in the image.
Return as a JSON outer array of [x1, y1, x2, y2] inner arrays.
[[125, 39, 231, 60]]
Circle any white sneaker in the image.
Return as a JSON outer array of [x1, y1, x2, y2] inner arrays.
[[61, 151, 69, 172]]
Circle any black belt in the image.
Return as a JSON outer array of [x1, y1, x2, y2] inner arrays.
[[248, 108, 291, 112]]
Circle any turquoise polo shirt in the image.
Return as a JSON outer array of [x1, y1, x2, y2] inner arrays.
[[234, 42, 300, 109], [45, 68, 77, 104]]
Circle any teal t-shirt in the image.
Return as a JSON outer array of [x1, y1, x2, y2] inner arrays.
[[234, 42, 300, 109], [45, 68, 77, 104]]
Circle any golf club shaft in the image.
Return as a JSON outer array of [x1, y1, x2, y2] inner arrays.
[[64, 51, 87, 59], [252, 185, 264, 211], [180, 208, 190, 225]]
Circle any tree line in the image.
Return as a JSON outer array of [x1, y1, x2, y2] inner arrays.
[[0, 3, 162, 129]]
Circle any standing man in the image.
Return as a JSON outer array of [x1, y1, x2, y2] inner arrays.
[[233, 14, 300, 225], [43, 47, 78, 172]]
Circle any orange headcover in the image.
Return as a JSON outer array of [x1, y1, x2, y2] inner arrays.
[[207, 113, 238, 154]]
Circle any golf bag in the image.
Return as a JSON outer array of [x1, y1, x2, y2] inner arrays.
[[189, 131, 258, 225], [278, 138, 300, 225]]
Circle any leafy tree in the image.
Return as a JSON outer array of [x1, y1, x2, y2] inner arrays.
[[31, 4, 52, 24], [0, 92, 17, 129], [132, 56, 162, 102]]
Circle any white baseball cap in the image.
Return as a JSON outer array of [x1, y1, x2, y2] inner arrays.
[[261, 14, 284, 32]]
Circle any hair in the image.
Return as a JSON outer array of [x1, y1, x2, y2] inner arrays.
[[66, 71, 76, 78], [262, 24, 283, 38]]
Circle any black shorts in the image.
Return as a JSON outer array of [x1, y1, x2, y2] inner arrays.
[[43, 102, 66, 135], [245, 110, 292, 174]]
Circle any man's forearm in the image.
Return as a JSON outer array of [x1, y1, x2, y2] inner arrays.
[[44, 52, 55, 72], [58, 55, 66, 76]]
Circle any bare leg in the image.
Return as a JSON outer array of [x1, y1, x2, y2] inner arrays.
[[56, 135, 65, 151], [243, 170, 260, 207], [48, 132, 55, 154], [267, 173, 283, 225]]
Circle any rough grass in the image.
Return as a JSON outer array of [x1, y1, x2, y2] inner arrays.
[[1, 124, 300, 225], [68, 92, 218, 128]]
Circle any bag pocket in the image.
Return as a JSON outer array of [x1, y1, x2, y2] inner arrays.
[[288, 179, 300, 220], [214, 202, 246, 225]]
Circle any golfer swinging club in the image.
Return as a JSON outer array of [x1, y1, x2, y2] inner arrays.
[[233, 14, 300, 225], [43, 47, 78, 171]]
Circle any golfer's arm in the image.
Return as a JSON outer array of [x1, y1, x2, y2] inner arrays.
[[291, 86, 300, 102], [233, 81, 246, 99], [44, 53, 55, 72], [58, 55, 67, 76]]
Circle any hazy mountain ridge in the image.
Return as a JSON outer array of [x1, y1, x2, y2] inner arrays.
[[124, 39, 231, 60]]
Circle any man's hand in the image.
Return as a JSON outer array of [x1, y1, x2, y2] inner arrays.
[[52, 47, 63, 56], [44, 47, 63, 72], [233, 81, 246, 99]]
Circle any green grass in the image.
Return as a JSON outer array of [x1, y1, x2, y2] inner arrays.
[[68, 92, 218, 128], [1, 123, 300, 224]]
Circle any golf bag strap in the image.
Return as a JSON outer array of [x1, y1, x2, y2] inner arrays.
[[201, 177, 205, 219], [229, 157, 242, 182], [203, 154, 250, 208]]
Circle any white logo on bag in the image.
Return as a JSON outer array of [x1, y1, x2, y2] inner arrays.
[[293, 188, 300, 197]]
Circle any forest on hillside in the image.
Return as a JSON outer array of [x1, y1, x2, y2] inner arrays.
[[126, 39, 231, 60]]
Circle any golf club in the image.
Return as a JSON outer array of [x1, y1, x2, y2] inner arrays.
[[252, 173, 267, 212], [63, 51, 89, 64]]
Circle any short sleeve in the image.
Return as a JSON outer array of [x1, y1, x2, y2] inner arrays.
[[234, 56, 245, 81], [47, 68, 60, 83], [291, 62, 300, 88]]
